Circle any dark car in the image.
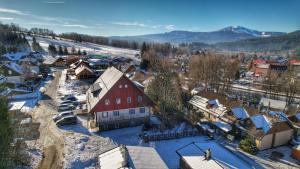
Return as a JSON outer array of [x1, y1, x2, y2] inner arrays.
[[56, 115, 77, 127]]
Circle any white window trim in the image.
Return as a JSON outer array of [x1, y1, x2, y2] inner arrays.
[[105, 99, 110, 105], [102, 112, 108, 118], [116, 98, 121, 104], [138, 96, 143, 102], [129, 109, 135, 114], [113, 110, 119, 116]]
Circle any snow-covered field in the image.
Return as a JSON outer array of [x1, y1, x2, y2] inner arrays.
[[26, 36, 140, 62]]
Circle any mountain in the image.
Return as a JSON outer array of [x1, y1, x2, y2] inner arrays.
[[110, 26, 286, 44], [215, 30, 300, 52]]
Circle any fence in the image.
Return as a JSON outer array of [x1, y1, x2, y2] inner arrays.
[[142, 128, 199, 142]]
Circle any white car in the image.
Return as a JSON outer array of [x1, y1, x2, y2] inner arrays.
[[53, 111, 74, 122]]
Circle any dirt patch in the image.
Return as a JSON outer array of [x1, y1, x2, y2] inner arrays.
[[39, 145, 63, 169]]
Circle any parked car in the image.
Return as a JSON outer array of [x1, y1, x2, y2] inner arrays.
[[60, 95, 77, 101], [59, 100, 79, 106], [56, 115, 77, 127], [57, 105, 75, 112], [52, 111, 74, 122]]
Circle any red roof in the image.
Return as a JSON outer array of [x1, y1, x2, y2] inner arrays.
[[252, 59, 266, 65], [290, 60, 300, 65]]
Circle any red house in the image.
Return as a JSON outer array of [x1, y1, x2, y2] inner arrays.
[[86, 66, 153, 130]]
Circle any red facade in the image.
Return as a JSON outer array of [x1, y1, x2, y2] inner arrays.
[[90, 75, 153, 113]]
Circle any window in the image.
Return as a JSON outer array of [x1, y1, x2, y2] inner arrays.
[[119, 85, 122, 88], [125, 84, 128, 88], [105, 99, 110, 105], [127, 97, 131, 103], [113, 111, 119, 116], [138, 96, 143, 102], [129, 109, 135, 114], [116, 98, 121, 104], [102, 112, 108, 118], [140, 107, 145, 113]]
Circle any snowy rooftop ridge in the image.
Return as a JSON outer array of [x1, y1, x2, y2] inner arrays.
[[250, 115, 272, 133], [5, 62, 24, 74], [231, 107, 249, 120], [4, 52, 29, 61]]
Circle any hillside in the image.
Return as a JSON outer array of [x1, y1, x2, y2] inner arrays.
[[215, 30, 300, 52], [111, 26, 285, 44]]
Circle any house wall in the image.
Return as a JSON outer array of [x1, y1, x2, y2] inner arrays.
[[256, 134, 273, 150], [95, 107, 150, 130], [90, 76, 152, 113], [76, 69, 94, 79], [273, 129, 293, 147]]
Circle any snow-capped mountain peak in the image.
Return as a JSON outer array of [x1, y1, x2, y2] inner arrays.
[[220, 26, 263, 37]]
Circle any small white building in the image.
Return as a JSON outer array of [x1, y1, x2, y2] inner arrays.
[[99, 145, 168, 169]]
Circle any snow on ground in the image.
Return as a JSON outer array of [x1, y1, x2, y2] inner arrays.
[[99, 126, 215, 169], [59, 116, 117, 169], [9, 76, 53, 113], [57, 69, 88, 103], [26, 36, 140, 62]]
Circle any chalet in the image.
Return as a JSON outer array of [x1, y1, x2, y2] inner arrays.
[[86, 66, 153, 130], [244, 114, 293, 150], [43, 57, 65, 67], [70, 59, 91, 70], [176, 142, 253, 169], [188, 96, 229, 123], [74, 65, 95, 80], [290, 60, 300, 78], [99, 145, 168, 169], [254, 63, 270, 77], [259, 97, 287, 112], [0, 62, 24, 84]]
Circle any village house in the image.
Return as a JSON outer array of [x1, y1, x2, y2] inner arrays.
[[74, 65, 95, 80], [188, 95, 229, 123], [86, 66, 153, 130], [98, 145, 168, 169], [0, 62, 25, 84], [259, 97, 287, 112], [176, 142, 253, 169], [243, 113, 293, 150], [290, 60, 300, 78], [43, 57, 65, 67]]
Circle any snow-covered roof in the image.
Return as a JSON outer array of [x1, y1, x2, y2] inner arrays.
[[250, 115, 272, 133], [268, 111, 287, 122], [213, 121, 232, 132], [75, 65, 94, 75], [98, 146, 128, 169], [176, 143, 223, 169], [177, 142, 253, 169], [260, 98, 286, 111], [3, 52, 28, 61], [189, 96, 228, 121], [208, 99, 220, 108], [5, 62, 24, 74], [9, 101, 26, 111], [231, 107, 249, 120], [98, 145, 168, 169], [127, 146, 168, 169]]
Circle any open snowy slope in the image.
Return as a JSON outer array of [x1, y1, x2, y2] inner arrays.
[[26, 36, 140, 61]]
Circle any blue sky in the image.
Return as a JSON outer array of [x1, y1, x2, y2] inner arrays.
[[0, 0, 299, 36]]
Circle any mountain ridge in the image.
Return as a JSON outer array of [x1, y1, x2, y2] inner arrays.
[[110, 26, 286, 44]]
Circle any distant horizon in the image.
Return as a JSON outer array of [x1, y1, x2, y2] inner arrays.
[[0, 0, 299, 36]]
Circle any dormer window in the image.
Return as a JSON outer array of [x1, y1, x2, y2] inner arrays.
[[116, 98, 121, 104], [105, 99, 110, 105], [138, 96, 142, 102]]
